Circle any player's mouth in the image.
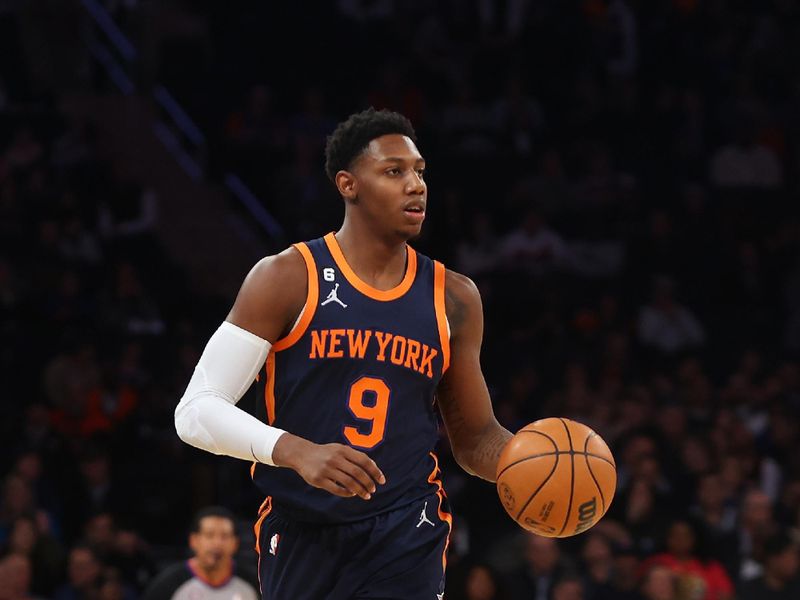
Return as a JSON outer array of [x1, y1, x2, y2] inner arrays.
[[403, 203, 426, 223]]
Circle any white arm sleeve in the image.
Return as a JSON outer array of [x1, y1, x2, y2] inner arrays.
[[174, 321, 286, 466]]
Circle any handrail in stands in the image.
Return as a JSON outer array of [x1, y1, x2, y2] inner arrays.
[[78, 0, 285, 242]]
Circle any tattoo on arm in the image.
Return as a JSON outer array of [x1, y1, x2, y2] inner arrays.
[[471, 426, 513, 481], [438, 377, 512, 481], [436, 376, 467, 441], [445, 287, 467, 337]]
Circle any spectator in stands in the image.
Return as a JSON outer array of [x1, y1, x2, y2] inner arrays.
[[53, 545, 103, 600], [640, 518, 734, 600], [737, 489, 778, 581], [491, 73, 546, 157], [551, 575, 585, 600], [96, 568, 135, 600], [709, 118, 783, 189], [4, 515, 64, 596], [0, 476, 47, 547], [498, 208, 571, 276], [639, 564, 680, 600], [449, 562, 508, 600], [737, 532, 800, 599], [0, 553, 38, 600], [637, 277, 705, 355], [580, 532, 615, 598], [456, 212, 500, 278], [60, 447, 132, 543], [618, 478, 669, 557], [81, 513, 154, 590], [102, 262, 164, 336], [690, 472, 739, 576], [506, 535, 573, 600]]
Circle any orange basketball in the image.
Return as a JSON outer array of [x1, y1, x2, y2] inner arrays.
[[496, 417, 616, 537]]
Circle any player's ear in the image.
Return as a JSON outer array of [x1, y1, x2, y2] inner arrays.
[[335, 170, 358, 202]]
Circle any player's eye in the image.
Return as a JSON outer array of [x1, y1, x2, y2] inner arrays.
[[386, 168, 401, 176], [415, 168, 425, 178]]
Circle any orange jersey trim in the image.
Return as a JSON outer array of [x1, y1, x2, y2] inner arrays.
[[253, 496, 273, 554], [254, 496, 273, 594], [273, 242, 319, 351], [265, 351, 276, 425], [323, 232, 417, 301], [433, 261, 450, 374], [427, 452, 453, 575]]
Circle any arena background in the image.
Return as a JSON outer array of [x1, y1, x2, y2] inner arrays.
[[1, 1, 799, 598]]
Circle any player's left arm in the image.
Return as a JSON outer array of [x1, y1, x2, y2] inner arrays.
[[436, 269, 513, 482]]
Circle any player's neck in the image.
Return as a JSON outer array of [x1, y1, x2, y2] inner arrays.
[[189, 557, 233, 585], [334, 223, 409, 290]]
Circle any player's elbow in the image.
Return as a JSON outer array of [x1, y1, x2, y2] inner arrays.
[[174, 395, 217, 452], [451, 446, 478, 477], [174, 397, 196, 446]]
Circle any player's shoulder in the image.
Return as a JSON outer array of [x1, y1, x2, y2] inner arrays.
[[241, 244, 313, 298], [443, 268, 479, 300], [228, 244, 311, 340], [248, 245, 307, 284], [442, 267, 482, 336]]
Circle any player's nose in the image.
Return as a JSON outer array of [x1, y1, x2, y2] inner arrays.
[[405, 171, 425, 195]]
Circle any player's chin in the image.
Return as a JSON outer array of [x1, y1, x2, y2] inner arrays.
[[397, 222, 424, 241]]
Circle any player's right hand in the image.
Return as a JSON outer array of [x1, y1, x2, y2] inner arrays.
[[272, 434, 386, 500]]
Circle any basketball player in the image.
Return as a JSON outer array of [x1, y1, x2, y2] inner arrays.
[[174, 108, 513, 599]]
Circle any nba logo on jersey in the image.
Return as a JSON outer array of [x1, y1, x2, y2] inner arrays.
[[269, 533, 280, 556]]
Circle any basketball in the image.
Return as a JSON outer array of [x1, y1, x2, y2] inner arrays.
[[496, 418, 616, 537]]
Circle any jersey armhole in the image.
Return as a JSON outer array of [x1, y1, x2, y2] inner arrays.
[[433, 261, 451, 373], [272, 243, 318, 351]]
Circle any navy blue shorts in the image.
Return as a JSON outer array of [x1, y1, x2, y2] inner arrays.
[[255, 492, 451, 599]]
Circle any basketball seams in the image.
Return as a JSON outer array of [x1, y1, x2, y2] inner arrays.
[[496, 451, 613, 480], [516, 427, 613, 465], [516, 429, 559, 445], [585, 432, 616, 468], [584, 434, 606, 513], [513, 452, 559, 522], [582, 453, 614, 467], [497, 417, 616, 538], [496, 430, 557, 479], [496, 453, 555, 479], [557, 418, 575, 537]]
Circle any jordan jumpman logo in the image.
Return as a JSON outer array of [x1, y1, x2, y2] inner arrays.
[[321, 283, 348, 308], [416, 501, 435, 528]]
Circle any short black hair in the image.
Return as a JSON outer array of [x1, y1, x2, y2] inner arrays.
[[324, 108, 417, 182], [190, 506, 237, 534]]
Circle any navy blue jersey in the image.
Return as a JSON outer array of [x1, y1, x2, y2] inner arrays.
[[252, 233, 450, 523]]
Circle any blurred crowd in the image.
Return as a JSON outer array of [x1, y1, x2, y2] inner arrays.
[[1, 0, 800, 598]]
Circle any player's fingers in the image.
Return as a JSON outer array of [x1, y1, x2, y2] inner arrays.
[[332, 468, 373, 500], [316, 477, 357, 498], [341, 447, 386, 486], [335, 458, 380, 496], [304, 467, 355, 498]]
